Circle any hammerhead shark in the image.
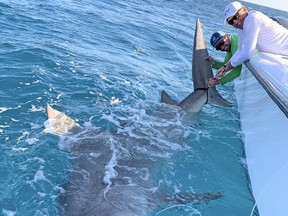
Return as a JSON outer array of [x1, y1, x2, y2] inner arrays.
[[46, 104, 223, 216], [161, 18, 232, 112]]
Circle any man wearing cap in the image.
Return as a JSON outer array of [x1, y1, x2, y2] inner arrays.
[[214, 1, 288, 80], [207, 31, 242, 87]]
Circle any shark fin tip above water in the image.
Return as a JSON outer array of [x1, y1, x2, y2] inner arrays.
[[46, 104, 81, 135]]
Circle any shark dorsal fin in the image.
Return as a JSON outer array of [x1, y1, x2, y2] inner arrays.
[[46, 104, 80, 135]]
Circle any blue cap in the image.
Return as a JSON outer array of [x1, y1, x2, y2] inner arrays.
[[210, 31, 225, 48]]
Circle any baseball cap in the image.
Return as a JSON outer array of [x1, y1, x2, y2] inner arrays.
[[224, 1, 243, 24], [210, 31, 225, 48]]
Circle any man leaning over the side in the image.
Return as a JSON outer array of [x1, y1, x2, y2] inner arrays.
[[213, 1, 288, 80]]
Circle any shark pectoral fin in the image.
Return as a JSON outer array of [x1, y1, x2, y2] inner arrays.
[[156, 190, 224, 205], [208, 88, 233, 107], [45, 104, 82, 135], [174, 191, 224, 204], [161, 90, 179, 105]]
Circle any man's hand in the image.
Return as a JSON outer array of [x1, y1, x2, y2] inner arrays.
[[215, 66, 227, 78], [208, 78, 220, 87]]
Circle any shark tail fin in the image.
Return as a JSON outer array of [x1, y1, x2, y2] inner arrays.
[[161, 90, 179, 105], [46, 104, 81, 135], [208, 87, 232, 107]]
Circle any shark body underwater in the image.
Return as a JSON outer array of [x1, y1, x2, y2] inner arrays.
[[47, 104, 223, 216], [46, 18, 224, 216], [161, 18, 232, 112]]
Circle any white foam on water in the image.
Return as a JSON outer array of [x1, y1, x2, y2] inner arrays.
[[110, 96, 121, 105], [37, 192, 46, 198], [0, 107, 9, 113], [25, 138, 39, 145], [17, 131, 30, 142], [2, 209, 17, 216], [29, 105, 44, 112], [12, 147, 28, 152], [103, 138, 119, 196], [0, 124, 10, 128], [34, 170, 46, 182], [33, 166, 49, 183], [138, 167, 150, 181], [89, 152, 101, 158]]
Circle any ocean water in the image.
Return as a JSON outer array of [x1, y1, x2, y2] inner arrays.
[[0, 1, 286, 216]]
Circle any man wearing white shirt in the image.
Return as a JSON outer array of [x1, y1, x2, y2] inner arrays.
[[213, 1, 288, 80]]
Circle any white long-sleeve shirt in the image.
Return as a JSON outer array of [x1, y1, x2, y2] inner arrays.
[[230, 10, 288, 67]]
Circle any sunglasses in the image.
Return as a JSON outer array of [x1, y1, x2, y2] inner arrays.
[[227, 8, 243, 25], [216, 40, 225, 50]]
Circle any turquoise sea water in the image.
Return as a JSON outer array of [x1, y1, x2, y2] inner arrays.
[[0, 1, 287, 216]]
